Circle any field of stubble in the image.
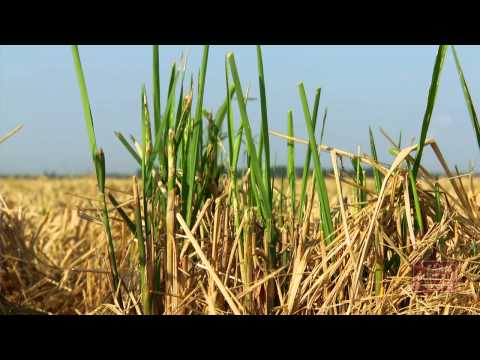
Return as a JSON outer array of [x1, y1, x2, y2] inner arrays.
[[2, 175, 480, 315]]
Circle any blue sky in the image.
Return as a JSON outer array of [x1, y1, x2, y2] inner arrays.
[[1, 45, 480, 175]]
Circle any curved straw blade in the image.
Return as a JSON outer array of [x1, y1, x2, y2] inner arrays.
[[0, 124, 23, 145], [115, 131, 141, 165], [108, 192, 136, 235]]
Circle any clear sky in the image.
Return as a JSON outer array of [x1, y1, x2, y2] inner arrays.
[[1, 45, 480, 175]]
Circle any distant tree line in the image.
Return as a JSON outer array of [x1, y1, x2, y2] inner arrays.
[[0, 167, 467, 179]]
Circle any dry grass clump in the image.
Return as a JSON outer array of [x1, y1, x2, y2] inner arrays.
[[0, 178, 130, 314]]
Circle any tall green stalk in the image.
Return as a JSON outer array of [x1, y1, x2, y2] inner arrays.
[[369, 127, 383, 194], [153, 45, 161, 139], [71, 45, 122, 306], [185, 46, 209, 227], [452, 46, 480, 152], [299, 90, 322, 220], [298, 82, 334, 244], [256, 45, 273, 204], [412, 45, 449, 179]]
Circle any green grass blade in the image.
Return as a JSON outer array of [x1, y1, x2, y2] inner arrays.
[[156, 63, 178, 177], [256, 45, 272, 204], [225, 57, 243, 238], [279, 175, 286, 227], [320, 108, 328, 143], [174, 94, 193, 148], [185, 46, 209, 226], [298, 82, 334, 243], [232, 126, 244, 175], [115, 131, 141, 165], [141, 85, 153, 156], [108, 192, 136, 235], [132, 178, 149, 314], [228, 53, 271, 220], [164, 63, 178, 137], [71, 45, 98, 158], [225, 59, 235, 166], [352, 156, 366, 209], [298, 89, 322, 219], [369, 127, 382, 193], [412, 45, 449, 179], [71, 45, 122, 304], [214, 84, 236, 131], [451, 46, 480, 152], [153, 46, 161, 139], [256, 46, 276, 308], [140, 88, 153, 245], [408, 166, 424, 234], [175, 77, 185, 130], [95, 148, 106, 194]]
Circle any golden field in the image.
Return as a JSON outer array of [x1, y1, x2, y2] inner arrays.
[[0, 177, 131, 314], [1, 174, 480, 315]]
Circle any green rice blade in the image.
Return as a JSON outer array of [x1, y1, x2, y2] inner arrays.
[[451, 46, 480, 152], [298, 82, 334, 243], [185, 46, 209, 226], [412, 45, 449, 179], [299, 90, 322, 219]]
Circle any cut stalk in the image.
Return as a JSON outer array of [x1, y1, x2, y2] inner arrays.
[[166, 129, 178, 314], [132, 176, 150, 314], [434, 181, 446, 255], [287, 110, 296, 215]]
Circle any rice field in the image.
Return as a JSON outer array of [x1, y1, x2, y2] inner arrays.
[[2, 44, 480, 315]]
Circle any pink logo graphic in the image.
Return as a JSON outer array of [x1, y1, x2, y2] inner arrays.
[[412, 260, 459, 294]]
